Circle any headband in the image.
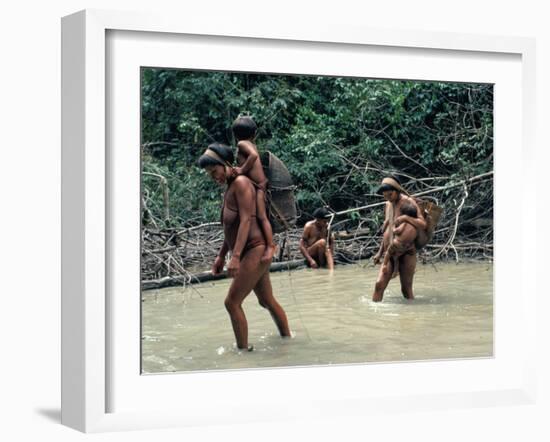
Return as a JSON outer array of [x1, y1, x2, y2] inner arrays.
[[202, 148, 231, 167], [381, 177, 408, 195]]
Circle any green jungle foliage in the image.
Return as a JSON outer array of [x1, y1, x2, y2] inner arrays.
[[141, 69, 493, 228]]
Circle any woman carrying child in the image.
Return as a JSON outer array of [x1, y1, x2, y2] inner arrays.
[[381, 201, 419, 279], [198, 143, 291, 350], [372, 176, 427, 302]]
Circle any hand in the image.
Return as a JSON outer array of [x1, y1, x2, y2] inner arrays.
[[232, 167, 243, 177], [227, 255, 241, 278], [394, 215, 406, 226], [212, 256, 225, 275], [372, 253, 381, 265], [309, 259, 319, 269]]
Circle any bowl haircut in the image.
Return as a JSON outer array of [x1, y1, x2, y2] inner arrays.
[[197, 143, 234, 168], [313, 207, 331, 219], [232, 116, 257, 141]]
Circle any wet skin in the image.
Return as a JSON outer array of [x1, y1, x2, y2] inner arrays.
[[372, 190, 426, 302], [206, 164, 290, 349], [381, 220, 417, 277], [234, 139, 276, 263], [299, 218, 334, 270]]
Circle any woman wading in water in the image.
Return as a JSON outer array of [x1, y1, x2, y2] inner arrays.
[[198, 143, 291, 351], [372, 176, 427, 302]]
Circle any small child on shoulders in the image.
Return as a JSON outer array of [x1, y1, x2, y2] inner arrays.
[[231, 115, 276, 263]]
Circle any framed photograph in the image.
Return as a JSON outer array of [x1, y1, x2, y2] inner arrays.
[[62, 9, 537, 432]]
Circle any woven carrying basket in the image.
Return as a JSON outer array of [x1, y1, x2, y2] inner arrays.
[[414, 198, 443, 250], [260, 151, 297, 233]]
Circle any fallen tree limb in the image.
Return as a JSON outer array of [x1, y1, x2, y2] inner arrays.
[[434, 182, 469, 261], [142, 259, 307, 291], [141, 172, 493, 287], [329, 171, 492, 219]]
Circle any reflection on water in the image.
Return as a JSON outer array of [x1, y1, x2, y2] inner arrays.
[[141, 262, 493, 373]]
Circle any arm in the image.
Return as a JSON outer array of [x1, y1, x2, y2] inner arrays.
[[325, 233, 335, 270], [395, 198, 427, 231], [395, 197, 428, 230], [235, 140, 259, 176], [393, 222, 405, 235], [226, 178, 255, 277], [395, 215, 426, 231], [212, 240, 229, 275], [373, 202, 390, 264], [380, 202, 390, 234], [299, 225, 318, 268], [381, 248, 393, 275]]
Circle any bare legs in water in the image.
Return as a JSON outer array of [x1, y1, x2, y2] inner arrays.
[[223, 244, 291, 350], [372, 251, 416, 302]]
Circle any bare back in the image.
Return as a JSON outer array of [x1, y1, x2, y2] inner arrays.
[[236, 140, 267, 187], [394, 222, 417, 245]]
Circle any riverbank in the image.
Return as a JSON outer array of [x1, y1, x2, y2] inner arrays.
[[141, 255, 492, 291]]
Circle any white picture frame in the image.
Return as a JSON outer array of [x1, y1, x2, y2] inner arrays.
[[61, 9, 537, 433]]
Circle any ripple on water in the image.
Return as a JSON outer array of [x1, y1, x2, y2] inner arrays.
[[142, 262, 493, 373]]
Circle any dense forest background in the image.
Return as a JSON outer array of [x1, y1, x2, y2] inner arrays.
[[141, 69, 493, 282]]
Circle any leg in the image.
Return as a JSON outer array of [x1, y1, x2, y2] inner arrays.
[[307, 239, 327, 268], [224, 245, 266, 349], [387, 241, 405, 279], [391, 256, 399, 279], [398, 251, 417, 300], [372, 257, 393, 302], [325, 245, 335, 271], [254, 269, 291, 337], [256, 189, 276, 263], [316, 239, 327, 267]]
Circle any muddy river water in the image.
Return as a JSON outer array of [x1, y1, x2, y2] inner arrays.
[[141, 261, 493, 373]]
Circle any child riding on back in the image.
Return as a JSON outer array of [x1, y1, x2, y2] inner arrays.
[[231, 116, 276, 263]]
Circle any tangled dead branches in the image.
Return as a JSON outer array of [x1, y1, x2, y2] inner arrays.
[[141, 172, 493, 289]]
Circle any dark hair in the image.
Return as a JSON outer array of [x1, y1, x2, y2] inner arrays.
[[197, 143, 234, 169], [400, 201, 417, 218], [313, 207, 330, 219], [389, 174, 401, 185], [376, 174, 402, 194], [232, 116, 257, 141], [378, 183, 397, 194]]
